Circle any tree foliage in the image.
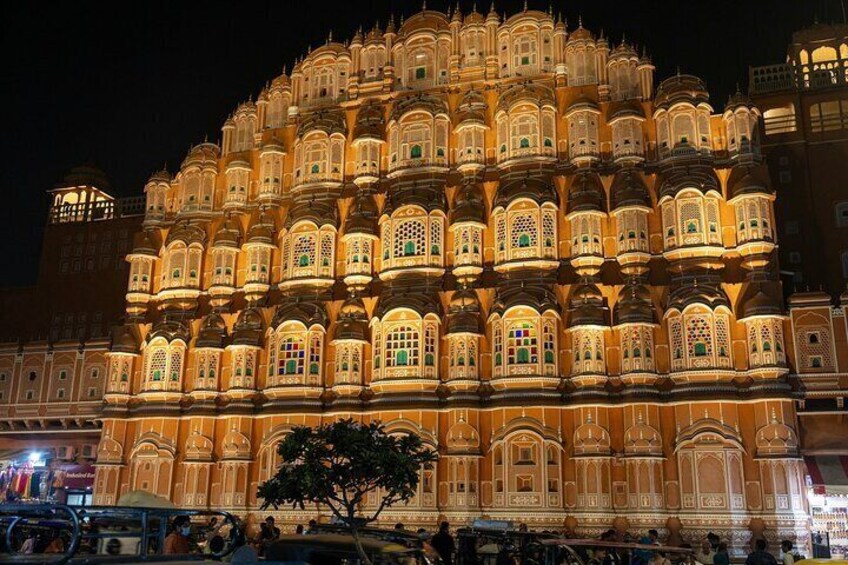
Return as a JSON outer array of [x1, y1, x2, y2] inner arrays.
[[258, 418, 438, 526]]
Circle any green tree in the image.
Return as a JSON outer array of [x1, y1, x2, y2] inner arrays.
[[258, 419, 438, 565]]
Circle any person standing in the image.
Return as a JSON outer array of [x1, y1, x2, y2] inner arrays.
[[648, 551, 671, 565], [601, 530, 622, 565], [164, 516, 192, 555], [431, 521, 456, 565], [635, 530, 660, 565], [589, 547, 608, 565], [713, 543, 730, 565], [745, 540, 778, 565], [698, 540, 716, 565], [20, 533, 37, 555], [265, 516, 281, 540], [780, 541, 801, 565]]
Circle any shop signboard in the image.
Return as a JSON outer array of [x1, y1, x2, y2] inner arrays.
[[54, 464, 95, 490]]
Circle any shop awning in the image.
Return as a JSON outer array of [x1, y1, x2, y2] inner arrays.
[[805, 455, 848, 493]]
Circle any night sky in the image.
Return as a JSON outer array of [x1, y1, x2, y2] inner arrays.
[[0, 0, 834, 287]]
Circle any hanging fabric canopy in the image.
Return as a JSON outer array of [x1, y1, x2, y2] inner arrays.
[[805, 456, 848, 493]]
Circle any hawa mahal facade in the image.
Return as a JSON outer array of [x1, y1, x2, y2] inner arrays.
[[13, 4, 848, 551]]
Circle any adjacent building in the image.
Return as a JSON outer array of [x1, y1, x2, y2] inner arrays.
[[0, 166, 144, 504], [750, 23, 848, 294]]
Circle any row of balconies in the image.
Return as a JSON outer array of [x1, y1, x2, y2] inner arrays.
[[128, 220, 776, 312], [107, 343, 790, 402]]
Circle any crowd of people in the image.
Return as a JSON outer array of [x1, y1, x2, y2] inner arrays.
[[3, 512, 810, 565]]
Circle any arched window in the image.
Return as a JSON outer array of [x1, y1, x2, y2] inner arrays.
[[267, 321, 325, 388], [372, 312, 440, 383], [278, 336, 305, 376], [142, 338, 186, 392], [381, 208, 445, 274], [386, 325, 418, 368]]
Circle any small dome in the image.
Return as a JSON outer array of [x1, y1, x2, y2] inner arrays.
[[213, 218, 241, 248], [464, 9, 485, 24], [494, 175, 558, 209], [739, 282, 784, 320], [196, 313, 228, 349], [656, 163, 720, 200], [490, 283, 560, 317], [246, 209, 276, 244], [147, 168, 171, 184], [383, 181, 447, 215], [614, 281, 655, 325], [56, 165, 112, 192], [182, 142, 221, 168], [260, 137, 285, 153], [272, 300, 329, 329], [234, 100, 257, 117], [353, 104, 385, 140], [568, 23, 594, 42], [333, 296, 369, 342], [149, 318, 191, 343], [567, 279, 606, 328], [375, 278, 442, 319], [725, 88, 754, 112], [609, 39, 638, 60], [455, 89, 487, 125], [573, 416, 612, 456], [111, 324, 140, 354], [655, 73, 710, 109], [296, 110, 347, 137], [566, 171, 606, 215], [446, 419, 481, 454], [755, 414, 799, 457], [285, 198, 338, 229], [497, 83, 555, 114], [607, 99, 645, 121], [451, 182, 486, 226], [447, 288, 484, 335], [365, 22, 384, 42], [624, 419, 663, 456], [165, 222, 206, 246], [667, 280, 730, 312], [610, 168, 651, 210], [727, 164, 772, 200], [270, 72, 290, 89], [232, 308, 264, 347], [390, 93, 449, 122], [131, 230, 159, 257], [398, 9, 450, 35], [565, 94, 600, 116], [308, 41, 349, 59], [344, 191, 379, 236]]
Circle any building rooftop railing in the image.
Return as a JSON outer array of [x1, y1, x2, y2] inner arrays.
[[48, 195, 146, 224], [750, 60, 848, 95]]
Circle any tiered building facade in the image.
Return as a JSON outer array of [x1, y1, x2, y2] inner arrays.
[[50, 5, 840, 547]]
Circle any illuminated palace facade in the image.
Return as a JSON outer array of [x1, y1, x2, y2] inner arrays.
[[91, 6, 823, 546]]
